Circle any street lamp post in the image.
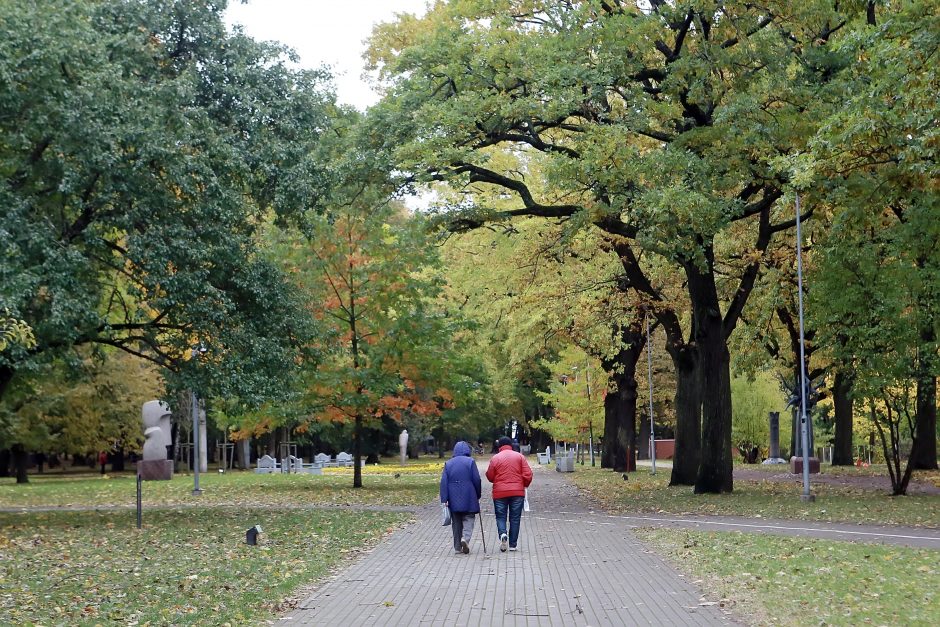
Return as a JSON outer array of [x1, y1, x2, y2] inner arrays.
[[795, 194, 814, 502], [191, 345, 206, 496], [585, 365, 595, 467], [191, 388, 202, 495], [646, 314, 656, 475]]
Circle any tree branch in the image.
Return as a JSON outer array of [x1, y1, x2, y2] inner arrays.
[[721, 15, 775, 49]]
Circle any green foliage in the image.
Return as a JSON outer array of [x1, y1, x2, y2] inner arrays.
[[0, 311, 35, 353], [534, 346, 605, 441], [0, 351, 163, 456], [731, 373, 790, 455], [365, 0, 897, 491], [0, 0, 334, 410]]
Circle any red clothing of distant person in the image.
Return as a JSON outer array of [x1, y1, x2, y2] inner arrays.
[[485, 445, 532, 499]]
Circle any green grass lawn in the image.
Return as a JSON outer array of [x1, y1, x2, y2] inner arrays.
[[0, 507, 409, 626], [569, 466, 940, 527], [0, 467, 440, 509], [637, 528, 939, 626], [0, 465, 442, 624]]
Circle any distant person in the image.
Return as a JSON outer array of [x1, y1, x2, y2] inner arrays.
[[98, 451, 108, 475], [440, 441, 482, 554], [486, 436, 533, 552]]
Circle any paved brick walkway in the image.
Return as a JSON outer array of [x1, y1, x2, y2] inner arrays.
[[281, 462, 734, 626]]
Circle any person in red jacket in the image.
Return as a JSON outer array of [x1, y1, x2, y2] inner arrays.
[[485, 436, 533, 552]]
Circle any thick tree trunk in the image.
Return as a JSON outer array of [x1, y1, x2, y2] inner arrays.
[[609, 363, 639, 473], [911, 321, 938, 469], [831, 370, 855, 465], [668, 345, 701, 486], [602, 391, 617, 469], [687, 262, 733, 494], [438, 415, 445, 459], [0, 449, 10, 477], [112, 448, 126, 472], [0, 365, 13, 401], [12, 444, 29, 484], [911, 374, 938, 469], [601, 326, 644, 472]]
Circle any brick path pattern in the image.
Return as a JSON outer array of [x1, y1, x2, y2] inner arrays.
[[283, 462, 734, 626]]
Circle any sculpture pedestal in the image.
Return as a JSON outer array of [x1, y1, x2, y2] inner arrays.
[[137, 459, 173, 481], [789, 456, 820, 475]]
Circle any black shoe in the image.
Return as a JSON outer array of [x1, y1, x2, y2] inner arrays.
[[461, 539, 470, 554]]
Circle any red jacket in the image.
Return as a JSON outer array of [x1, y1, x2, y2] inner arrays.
[[485, 445, 533, 499]]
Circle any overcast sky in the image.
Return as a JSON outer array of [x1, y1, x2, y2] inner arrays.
[[225, 0, 429, 109]]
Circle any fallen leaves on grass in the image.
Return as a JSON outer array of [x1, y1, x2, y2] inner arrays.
[[638, 528, 939, 626], [0, 471, 440, 509], [0, 508, 407, 626], [569, 467, 940, 527]]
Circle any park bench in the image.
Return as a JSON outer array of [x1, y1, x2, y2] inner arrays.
[[314, 453, 336, 467], [254, 454, 281, 474], [536, 446, 552, 464], [284, 455, 323, 475], [335, 452, 359, 467]]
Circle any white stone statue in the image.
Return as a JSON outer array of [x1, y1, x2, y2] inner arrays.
[[141, 400, 172, 461], [399, 429, 409, 465]]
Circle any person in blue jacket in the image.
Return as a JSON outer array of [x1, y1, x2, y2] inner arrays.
[[440, 441, 482, 554]]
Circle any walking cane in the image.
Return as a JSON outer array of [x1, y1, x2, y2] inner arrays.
[[478, 511, 487, 554]]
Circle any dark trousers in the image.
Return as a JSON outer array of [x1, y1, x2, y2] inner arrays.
[[493, 496, 525, 548]]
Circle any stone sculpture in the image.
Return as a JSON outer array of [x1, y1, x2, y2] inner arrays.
[[138, 400, 173, 480], [399, 429, 409, 465]]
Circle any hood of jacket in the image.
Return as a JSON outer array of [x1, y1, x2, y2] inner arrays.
[[452, 441, 472, 457]]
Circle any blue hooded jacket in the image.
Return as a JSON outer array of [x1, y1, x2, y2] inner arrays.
[[440, 441, 482, 514]]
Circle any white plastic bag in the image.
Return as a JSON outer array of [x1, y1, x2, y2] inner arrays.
[[523, 489, 530, 512], [441, 503, 452, 526]]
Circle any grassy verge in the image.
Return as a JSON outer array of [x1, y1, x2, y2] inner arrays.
[[637, 528, 939, 626], [0, 507, 409, 625], [735, 461, 940, 483], [0, 469, 440, 509], [567, 466, 940, 527]]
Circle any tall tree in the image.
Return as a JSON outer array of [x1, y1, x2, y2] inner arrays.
[[366, 1, 865, 491], [0, 350, 164, 481], [535, 347, 605, 450], [288, 202, 476, 487], [809, 0, 939, 470], [439, 217, 654, 472], [0, 0, 333, 465]]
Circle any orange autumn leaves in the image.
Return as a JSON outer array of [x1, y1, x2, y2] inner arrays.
[[277, 206, 460, 435]]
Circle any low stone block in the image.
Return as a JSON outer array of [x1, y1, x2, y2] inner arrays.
[[137, 459, 174, 481], [789, 456, 820, 475], [556, 455, 575, 472]]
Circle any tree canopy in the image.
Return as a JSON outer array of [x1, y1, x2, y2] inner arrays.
[[0, 0, 334, 405]]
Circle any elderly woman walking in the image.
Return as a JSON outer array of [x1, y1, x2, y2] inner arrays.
[[440, 441, 482, 554]]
